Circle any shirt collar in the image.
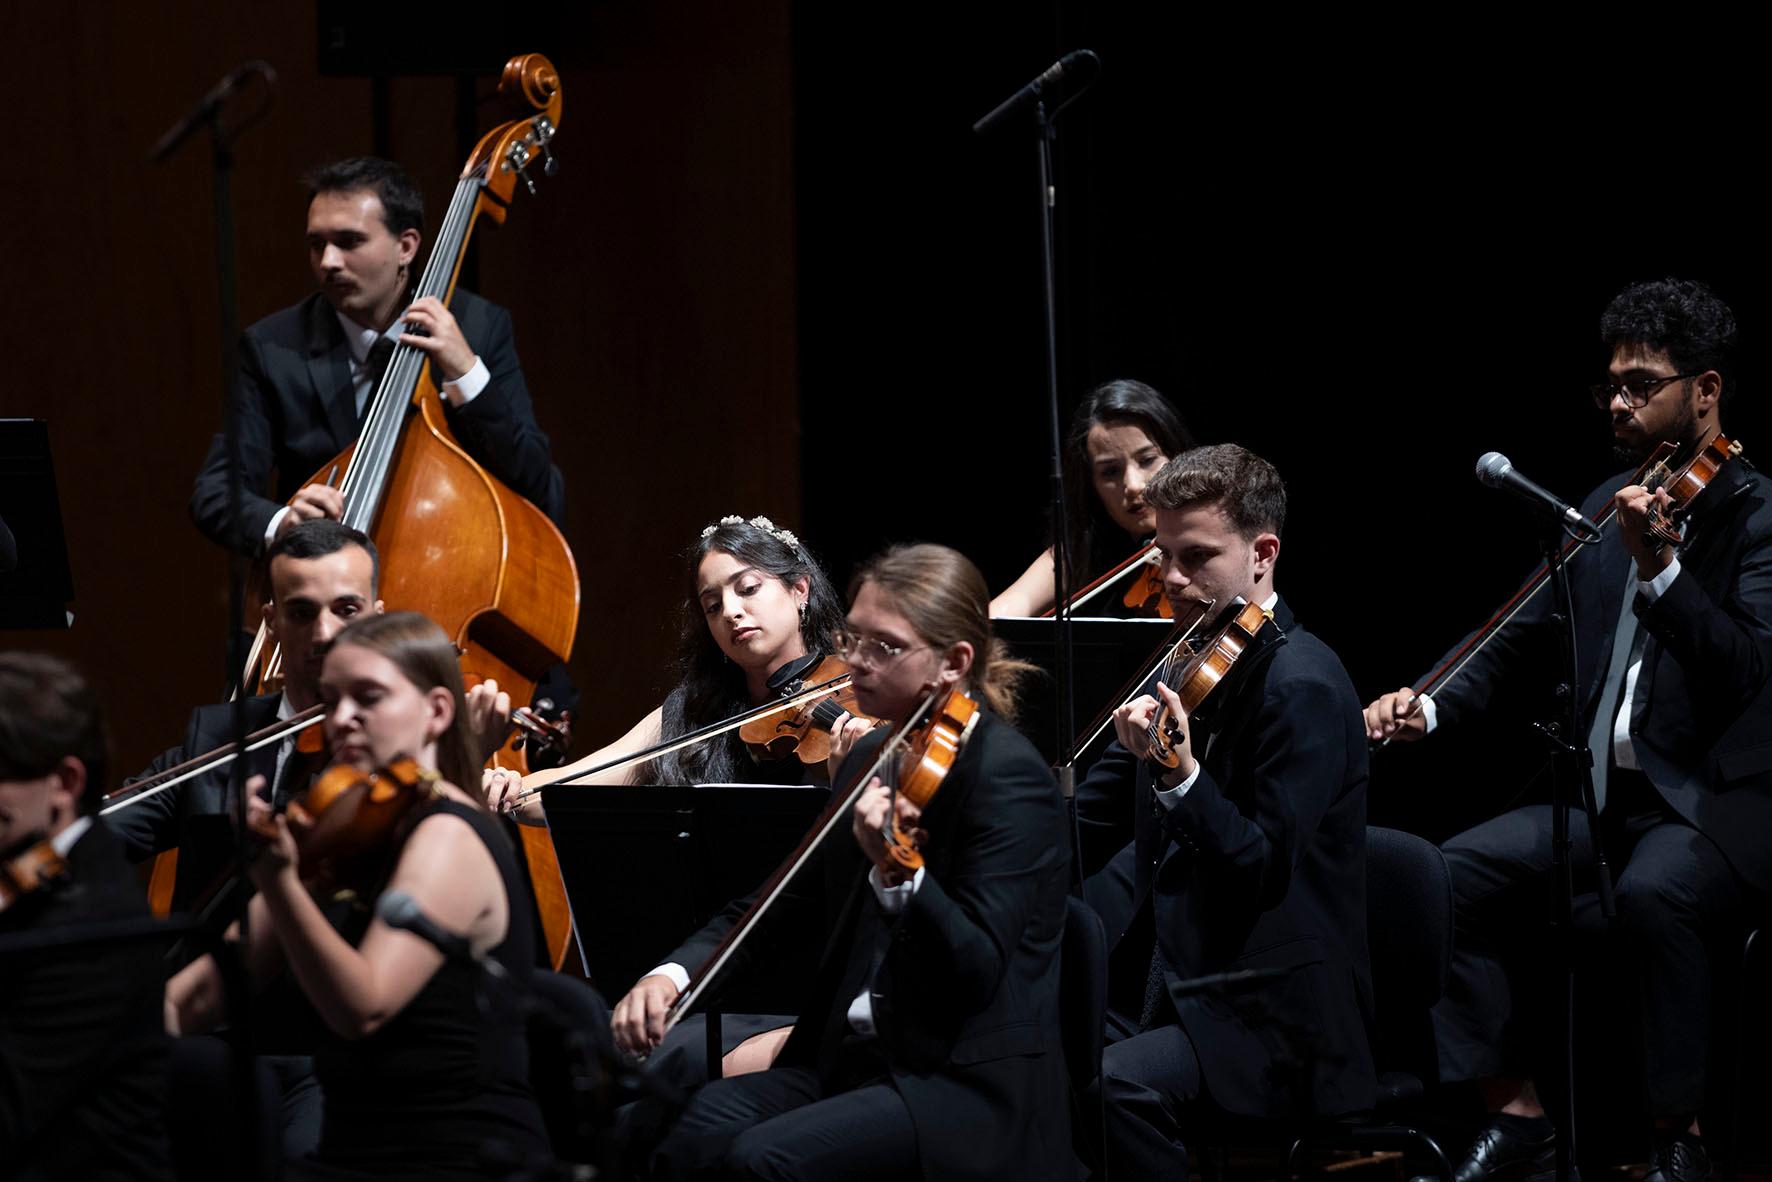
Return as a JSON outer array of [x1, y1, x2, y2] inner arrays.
[[333, 308, 400, 367], [51, 814, 94, 857]]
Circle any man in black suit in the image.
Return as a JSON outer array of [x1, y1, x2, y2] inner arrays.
[[645, 543, 1073, 1181], [108, 520, 384, 917], [1075, 443, 1375, 1178], [1366, 278, 1771, 1182], [0, 652, 174, 1181], [189, 155, 564, 556]]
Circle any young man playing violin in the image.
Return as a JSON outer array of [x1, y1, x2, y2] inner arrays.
[[1365, 278, 1772, 1182], [646, 543, 1074, 1181], [1073, 443, 1375, 1178], [0, 653, 174, 1180], [189, 156, 563, 555]]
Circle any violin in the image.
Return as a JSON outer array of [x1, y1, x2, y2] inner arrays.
[[274, 757, 440, 894], [1636, 434, 1745, 546], [882, 688, 980, 873], [1146, 599, 1282, 771], [1387, 433, 1747, 741], [738, 655, 879, 766], [1120, 558, 1174, 619], [506, 659, 860, 808], [0, 834, 69, 914], [1039, 542, 1171, 618], [664, 683, 964, 1032]]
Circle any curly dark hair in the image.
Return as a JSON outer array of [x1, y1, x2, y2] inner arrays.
[[647, 518, 846, 784], [1600, 278, 1738, 407], [303, 156, 425, 238], [1061, 379, 1195, 584]]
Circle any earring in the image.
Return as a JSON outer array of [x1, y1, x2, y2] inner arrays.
[[798, 601, 808, 618]]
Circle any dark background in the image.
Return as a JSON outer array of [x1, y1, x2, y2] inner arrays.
[[1, 1, 1764, 1144], [1, 4, 1761, 867]]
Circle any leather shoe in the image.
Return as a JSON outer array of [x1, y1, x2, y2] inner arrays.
[[1643, 1132, 1711, 1182], [1413, 1117, 1556, 1182]]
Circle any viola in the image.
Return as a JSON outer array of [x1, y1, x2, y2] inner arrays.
[[738, 655, 879, 766], [1146, 599, 1282, 771], [0, 834, 69, 914], [881, 688, 980, 873]]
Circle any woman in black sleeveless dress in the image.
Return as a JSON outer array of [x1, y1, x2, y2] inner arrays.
[[169, 611, 551, 1179]]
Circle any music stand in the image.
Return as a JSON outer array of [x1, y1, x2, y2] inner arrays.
[[996, 616, 1175, 767], [540, 784, 829, 1009], [0, 419, 76, 629]]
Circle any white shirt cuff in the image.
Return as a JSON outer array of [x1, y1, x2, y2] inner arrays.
[[647, 963, 691, 993], [1640, 557, 1681, 602], [444, 356, 490, 405], [263, 505, 292, 549], [1154, 763, 1204, 809], [868, 864, 925, 912], [1418, 692, 1439, 733]]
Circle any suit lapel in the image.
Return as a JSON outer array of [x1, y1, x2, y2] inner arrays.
[[303, 295, 362, 446]]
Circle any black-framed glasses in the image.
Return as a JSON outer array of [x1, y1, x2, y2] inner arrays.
[[835, 629, 925, 668], [1590, 373, 1698, 410]]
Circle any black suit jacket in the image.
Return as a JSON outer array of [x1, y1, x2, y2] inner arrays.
[[107, 694, 284, 916], [1076, 597, 1377, 1118], [663, 710, 1074, 1182], [1428, 457, 1772, 891], [0, 821, 174, 1181], [189, 289, 565, 554]]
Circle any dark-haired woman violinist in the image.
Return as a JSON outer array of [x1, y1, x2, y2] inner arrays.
[[991, 378, 1194, 618]]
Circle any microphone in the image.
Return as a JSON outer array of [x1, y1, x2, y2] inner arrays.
[[1475, 452, 1603, 541], [376, 890, 508, 981], [150, 61, 277, 163], [972, 50, 1100, 135]]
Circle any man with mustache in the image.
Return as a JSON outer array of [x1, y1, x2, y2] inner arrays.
[[189, 156, 563, 555], [1366, 278, 1772, 1182]]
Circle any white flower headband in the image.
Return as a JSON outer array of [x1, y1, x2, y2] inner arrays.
[[701, 514, 801, 552]]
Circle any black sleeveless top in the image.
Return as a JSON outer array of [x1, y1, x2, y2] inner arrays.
[[309, 800, 550, 1178]]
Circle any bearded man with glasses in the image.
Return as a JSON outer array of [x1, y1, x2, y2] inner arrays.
[[1365, 277, 1772, 1182]]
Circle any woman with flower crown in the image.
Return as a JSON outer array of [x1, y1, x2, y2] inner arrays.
[[492, 515, 854, 815], [489, 515, 858, 1088]]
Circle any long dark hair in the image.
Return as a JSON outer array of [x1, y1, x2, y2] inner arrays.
[[1060, 379, 1194, 583], [326, 611, 481, 799], [648, 518, 845, 783], [849, 544, 1035, 723]]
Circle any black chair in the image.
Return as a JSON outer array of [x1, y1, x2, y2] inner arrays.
[[1287, 826, 1456, 1182], [527, 969, 617, 1168], [1061, 894, 1109, 1171]]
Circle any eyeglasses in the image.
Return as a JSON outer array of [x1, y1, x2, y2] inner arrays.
[[1590, 373, 1698, 410], [835, 629, 925, 668]]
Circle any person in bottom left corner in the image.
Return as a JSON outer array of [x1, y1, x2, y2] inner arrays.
[[0, 652, 174, 1181]]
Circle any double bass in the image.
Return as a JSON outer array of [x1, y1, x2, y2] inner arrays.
[[229, 54, 580, 968]]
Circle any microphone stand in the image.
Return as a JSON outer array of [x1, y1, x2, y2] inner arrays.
[[974, 53, 1099, 888], [1531, 520, 1616, 1182], [151, 61, 276, 1182]]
